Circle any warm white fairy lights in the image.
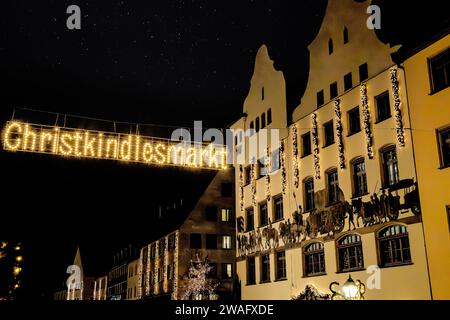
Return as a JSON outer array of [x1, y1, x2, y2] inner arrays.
[[292, 124, 300, 188], [311, 113, 320, 179], [280, 141, 286, 195], [360, 83, 374, 158], [390, 67, 406, 147], [265, 147, 271, 202], [1, 121, 227, 170], [334, 98, 345, 169], [250, 162, 257, 208], [239, 165, 244, 212], [172, 231, 179, 300]]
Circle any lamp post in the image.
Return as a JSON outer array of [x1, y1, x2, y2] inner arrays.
[[330, 275, 365, 300]]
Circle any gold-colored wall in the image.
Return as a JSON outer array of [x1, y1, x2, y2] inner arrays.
[[403, 34, 450, 300]]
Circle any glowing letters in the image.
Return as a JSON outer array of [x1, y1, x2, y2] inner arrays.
[[2, 121, 227, 170]]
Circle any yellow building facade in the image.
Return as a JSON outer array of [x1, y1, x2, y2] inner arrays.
[[231, 0, 435, 300], [397, 33, 450, 299]]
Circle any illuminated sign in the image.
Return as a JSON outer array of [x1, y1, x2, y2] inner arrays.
[[1, 121, 227, 170]]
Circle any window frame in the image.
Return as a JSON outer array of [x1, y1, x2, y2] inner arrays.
[[380, 144, 400, 188], [437, 125, 450, 169], [260, 253, 271, 283], [303, 177, 315, 212], [301, 132, 312, 157], [259, 201, 269, 227], [246, 256, 256, 285], [344, 72, 353, 91], [317, 90, 325, 107], [428, 48, 450, 94], [206, 234, 218, 250], [347, 106, 361, 136], [323, 120, 335, 148], [303, 242, 326, 277], [351, 157, 368, 198], [377, 224, 412, 268], [275, 251, 287, 281], [267, 108, 272, 125], [330, 82, 338, 100], [375, 91, 392, 123], [246, 207, 254, 232], [336, 233, 365, 272], [273, 194, 284, 222], [326, 168, 340, 205], [359, 63, 368, 82]]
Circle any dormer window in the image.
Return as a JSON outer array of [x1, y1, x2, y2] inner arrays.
[[343, 27, 349, 44], [328, 38, 333, 55]]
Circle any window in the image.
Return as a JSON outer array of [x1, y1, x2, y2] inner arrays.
[[222, 235, 232, 249], [378, 225, 411, 267], [271, 149, 280, 172], [304, 242, 325, 276], [344, 72, 353, 91], [262, 86, 265, 100], [255, 117, 260, 132], [257, 158, 267, 178], [343, 27, 349, 44], [359, 63, 368, 82], [429, 48, 450, 93], [323, 121, 335, 147], [260, 254, 271, 283], [317, 90, 324, 107], [250, 121, 254, 132], [380, 145, 400, 187], [348, 106, 361, 135], [273, 195, 283, 221], [437, 126, 450, 168], [375, 91, 391, 122], [222, 263, 232, 279], [205, 206, 217, 221], [206, 234, 217, 249], [190, 233, 202, 249], [276, 251, 287, 280], [267, 108, 272, 125], [337, 234, 364, 272], [221, 208, 232, 222], [247, 257, 256, 285], [328, 38, 333, 55], [352, 158, 368, 197], [221, 183, 232, 197], [261, 112, 266, 128], [246, 208, 254, 231], [447, 206, 450, 233], [326, 168, 339, 204], [259, 201, 268, 226], [330, 82, 338, 99], [245, 166, 251, 185], [301, 132, 312, 156], [304, 178, 315, 211]]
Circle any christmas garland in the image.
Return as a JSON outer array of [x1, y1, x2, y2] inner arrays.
[[292, 124, 299, 188], [280, 140, 286, 195], [334, 98, 345, 169], [311, 113, 320, 179], [250, 161, 257, 208], [360, 83, 374, 158], [146, 246, 151, 296], [265, 147, 271, 202], [390, 67, 405, 147], [154, 241, 159, 294], [163, 236, 169, 293], [239, 165, 244, 212], [171, 231, 179, 300]]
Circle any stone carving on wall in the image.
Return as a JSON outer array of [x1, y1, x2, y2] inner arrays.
[[292, 285, 330, 300]]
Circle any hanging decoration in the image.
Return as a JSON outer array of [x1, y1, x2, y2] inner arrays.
[[265, 147, 271, 202], [172, 231, 179, 300], [292, 124, 300, 188], [390, 67, 406, 147], [311, 113, 320, 179], [360, 83, 374, 159], [280, 141, 286, 195], [163, 236, 169, 293], [239, 165, 244, 212], [334, 98, 345, 169], [250, 162, 257, 208]]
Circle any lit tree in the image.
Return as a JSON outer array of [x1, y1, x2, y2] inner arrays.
[[180, 253, 219, 300]]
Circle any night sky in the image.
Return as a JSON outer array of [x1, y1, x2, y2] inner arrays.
[[1, 0, 448, 299]]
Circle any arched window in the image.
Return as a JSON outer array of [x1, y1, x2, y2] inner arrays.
[[328, 38, 333, 55], [249, 121, 254, 135], [255, 117, 260, 132], [343, 27, 349, 44], [303, 242, 325, 276], [378, 224, 411, 267], [261, 112, 266, 129], [267, 108, 272, 125], [337, 234, 364, 272]]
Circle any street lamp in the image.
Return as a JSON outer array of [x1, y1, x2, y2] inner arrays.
[[330, 275, 365, 300]]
